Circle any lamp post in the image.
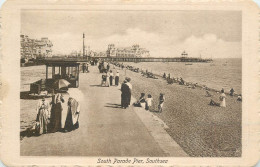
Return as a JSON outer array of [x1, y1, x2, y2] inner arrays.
[[83, 33, 85, 58]]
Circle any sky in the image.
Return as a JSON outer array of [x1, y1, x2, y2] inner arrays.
[[21, 10, 242, 58]]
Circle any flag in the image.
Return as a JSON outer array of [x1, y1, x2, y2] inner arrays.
[[83, 33, 85, 38]]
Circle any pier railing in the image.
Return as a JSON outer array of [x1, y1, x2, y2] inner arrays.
[[43, 56, 213, 63]]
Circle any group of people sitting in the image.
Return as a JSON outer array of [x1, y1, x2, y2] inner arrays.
[[209, 88, 242, 107], [134, 93, 165, 112], [33, 90, 80, 136], [163, 73, 185, 85]]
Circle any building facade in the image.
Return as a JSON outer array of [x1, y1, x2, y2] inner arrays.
[[107, 44, 150, 58], [20, 35, 53, 59]]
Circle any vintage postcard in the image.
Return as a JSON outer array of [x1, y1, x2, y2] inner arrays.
[[0, 0, 259, 166]]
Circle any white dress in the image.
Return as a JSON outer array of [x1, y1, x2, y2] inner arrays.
[[219, 93, 226, 107], [146, 98, 153, 107]]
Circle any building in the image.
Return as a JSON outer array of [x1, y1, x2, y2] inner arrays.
[[20, 35, 53, 59], [107, 44, 150, 58]]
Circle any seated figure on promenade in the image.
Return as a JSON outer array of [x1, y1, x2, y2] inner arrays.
[[134, 93, 146, 108]]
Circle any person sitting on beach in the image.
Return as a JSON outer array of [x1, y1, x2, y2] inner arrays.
[[237, 94, 242, 101], [209, 99, 220, 106], [219, 89, 226, 107], [145, 94, 153, 111], [134, 93, 146, 108], [167, 78, 173, 84], [229, 88, 235, 96], [205, 90, 212, 97], [163, 73, 166, 79], [158, 93, 165, 113], [179, 77, 185, 85]]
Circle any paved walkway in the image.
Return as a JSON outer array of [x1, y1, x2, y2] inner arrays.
[[20, 66, 186, 156]]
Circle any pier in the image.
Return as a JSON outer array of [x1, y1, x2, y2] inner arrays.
[[44, 56, 212, 63]]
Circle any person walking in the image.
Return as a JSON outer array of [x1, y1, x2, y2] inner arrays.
[[125, 77, 132, 107], [115, 70, 120, 86], [121, 80, 128, 109], [109, 70, 114, 86]]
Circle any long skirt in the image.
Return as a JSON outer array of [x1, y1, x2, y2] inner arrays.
[[109, 76, 113, 85], [64, 111, 79, 132], [50, 103, 62, 132], [36, 109, 49, 135], [127, 92, 131, 106], [121, 93, 128, 108], [115, 76, 119, 86]]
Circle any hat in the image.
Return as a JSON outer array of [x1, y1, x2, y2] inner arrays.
[[126, 77, 131, 82]]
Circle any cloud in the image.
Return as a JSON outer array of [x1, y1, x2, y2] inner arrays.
[[51, 28, 241, 58]]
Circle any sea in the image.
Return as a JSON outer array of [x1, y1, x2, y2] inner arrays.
[[20, 58, 242, 94], [123, 58, 242, 94]]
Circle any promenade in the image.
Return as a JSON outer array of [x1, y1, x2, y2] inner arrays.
[[20, 66, 187, 156]]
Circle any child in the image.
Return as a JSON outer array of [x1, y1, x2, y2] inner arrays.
[[158, 93, 165, 113], [145, 94, 153, 111]]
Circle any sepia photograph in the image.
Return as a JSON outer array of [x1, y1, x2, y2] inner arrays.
[[19, 9, 242, 157], [0, 0, 259, 166]]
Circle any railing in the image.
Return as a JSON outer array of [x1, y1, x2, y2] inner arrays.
[[42, 56, 213, 63]]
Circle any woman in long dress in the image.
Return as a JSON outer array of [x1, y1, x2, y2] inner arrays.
[[35, 97, 50, 135], [219, 89, 226, 107], [64, 97, 80, 132], [50, 93, 64, 132], [121, 80, 128, 109]]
